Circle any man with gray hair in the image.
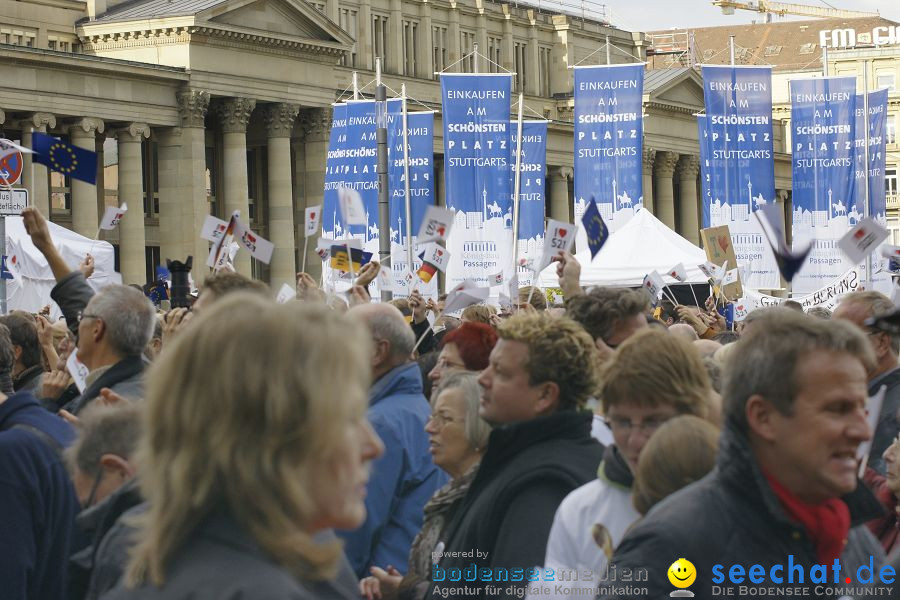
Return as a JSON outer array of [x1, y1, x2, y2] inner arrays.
[[603, 310, 885, 600], [833, 290, 900, 474], [338, 303, 447, 578], [21, 207, 155, 415]]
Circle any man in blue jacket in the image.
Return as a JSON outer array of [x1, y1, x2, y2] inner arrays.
[[0, 328, 80, 600], [340, 303, 447, 578]]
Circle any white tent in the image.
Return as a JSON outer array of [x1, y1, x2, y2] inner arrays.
[[539, 208, 709, 288], [3, 216, 120, 316]]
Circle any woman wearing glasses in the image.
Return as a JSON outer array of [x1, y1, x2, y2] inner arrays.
[[361, 371, 491, 600]]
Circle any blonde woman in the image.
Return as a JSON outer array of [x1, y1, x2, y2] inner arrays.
[[103, 293, 383, 599]]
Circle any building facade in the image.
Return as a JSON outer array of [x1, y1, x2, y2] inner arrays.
[[1, 0, 793, 289]]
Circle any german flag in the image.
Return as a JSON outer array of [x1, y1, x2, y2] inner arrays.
[[417, 262, 438, 283]]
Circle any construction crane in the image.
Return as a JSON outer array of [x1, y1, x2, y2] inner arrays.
[[712, 1, 878, 20]]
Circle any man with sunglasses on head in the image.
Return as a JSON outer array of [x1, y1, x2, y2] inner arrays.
[[21, 208, 155, 416], [833, 290, 900, 475]]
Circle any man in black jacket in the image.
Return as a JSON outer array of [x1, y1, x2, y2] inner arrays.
[[22, 207, 155, 415], [602, 310, 887, 600], [428, 312, 603, 600], [834, 291, 900, 474]]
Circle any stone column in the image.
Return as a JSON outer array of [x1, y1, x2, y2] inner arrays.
[[435, 157, 445, 207], [301, 107, 332, 280], [215, 97, 256, 276], [642, 147, 656, 214], [68, 117, 104, 237], [22, 113, 55, 216], [158, 89, 210, 279], [501, 11, 514, 72], [550, 167, 572, 222], [117, 123, 150, 285], [264, 103, 300, 290], [358, 2, 373, 70], [677, 154, 701, 245], [449, 3, 460, 71], [325, 0, 339, 23], [419, 1, 434, 78], [778, 189, 791, 246], [527, 19, 540, 96], [653, 150, 679, 231], [475, 4, 488, 64], [388, 0, 403, 74]]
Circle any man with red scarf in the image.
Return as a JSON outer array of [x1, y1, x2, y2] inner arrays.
[[601, 309, 887, 600]]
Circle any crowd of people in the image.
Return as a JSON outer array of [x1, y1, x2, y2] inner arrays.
[[2, 205, 900, 600]]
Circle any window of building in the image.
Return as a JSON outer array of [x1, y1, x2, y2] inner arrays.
[[460, 30, 475, 72], [206, 145, 218, 217], [539, 46, 552, 97], [887, 115, 897, 145], [887, 166, 898, 201], [487, 36, 502, 73], [433, 25, 447, 78], [372, 14, 388, 67], [141, 140, 160, 217], [799, 43, 816, 54], [764, 45, 783, 56], [144, 246, 161, 286], [339, 8, 358, 67], [0, 31, 9, 45], [24, 33, 34, 47], [876, 72, 896, 92], [48, 39, 56, 51], [514, 41, 528, 92], [402, 20, 418, 76]]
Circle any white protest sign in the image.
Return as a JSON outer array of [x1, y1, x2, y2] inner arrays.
[[233, 217, 275, 264], [722, 268, 739, 287], [420, 243, 450, 273], [417, 205, 455, 244], [66, 350, 90, 393], [338, 186, 367, 225], [443, 280, 490, 315], [667, 263, 687, 282], [275, 283, 295, 304], [304, 205, 321, 238], [99, 203, 127, 231], [538, 219, 576, 272], [838, 217, 889, 264], [642, 271, 665, 303], [200, 215, 229, 242]]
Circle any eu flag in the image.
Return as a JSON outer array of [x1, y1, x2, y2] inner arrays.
[[32, 132, 98, 185], [582, 198, 609, 259]]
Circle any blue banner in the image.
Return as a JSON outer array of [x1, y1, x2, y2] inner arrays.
[[387, 100, 437, 297], [323, 103, 348, 242], [790, 77, 857, 293], [441, 74, 513, 288], [573, 64, 644, 247], [510, 120, 547, 286], [321, 101, 381, 293], [698, 115, 713, 209], [855, 88, 890, 293], [702, 65, 779, 290]]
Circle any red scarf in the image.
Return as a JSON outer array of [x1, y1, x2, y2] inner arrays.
[[763, 470, 851, 565]]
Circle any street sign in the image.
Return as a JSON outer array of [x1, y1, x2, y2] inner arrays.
[[0, 189, 28, 216], [0, 149, 23, 185]]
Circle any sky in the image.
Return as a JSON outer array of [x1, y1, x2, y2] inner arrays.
[[606, 0, 900, 32]]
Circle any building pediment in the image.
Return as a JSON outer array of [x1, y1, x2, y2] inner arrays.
[[78, 0, 354, 65], [644, 68, 705, 114]]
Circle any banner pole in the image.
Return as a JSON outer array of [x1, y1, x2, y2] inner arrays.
[[402, 84, 414, 280], [511, 94, 525, 289], [375, 57, 392, 300], [301, 236, 309, 274], [352, 71, 359, 100], [863, 61, 872, 290]]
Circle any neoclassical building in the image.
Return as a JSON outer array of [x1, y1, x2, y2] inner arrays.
[[0, 0, 793, 289]]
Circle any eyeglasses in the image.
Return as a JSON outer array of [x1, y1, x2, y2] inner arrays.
[[603, 415, 672, 436], [435, 357, 466, 371], [427, 413, 463, 428], [76, 311, 101, 326]]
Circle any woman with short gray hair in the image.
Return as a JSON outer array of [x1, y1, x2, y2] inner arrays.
[[361, 371, 490, 600]]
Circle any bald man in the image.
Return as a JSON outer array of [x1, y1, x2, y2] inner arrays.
[[337, 303, 447, 577]]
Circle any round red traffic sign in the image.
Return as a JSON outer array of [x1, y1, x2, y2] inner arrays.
[[0, 150, 23, 185]]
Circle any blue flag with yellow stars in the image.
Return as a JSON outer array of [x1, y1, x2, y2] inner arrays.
[[32, 132, 97, 185], [581, 198, 609, 260]]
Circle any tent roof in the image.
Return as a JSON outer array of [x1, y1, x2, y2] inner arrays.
[[540, 208, 709, 288]]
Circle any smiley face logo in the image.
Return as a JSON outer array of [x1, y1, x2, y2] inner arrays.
[[668, 558, 696, 589]]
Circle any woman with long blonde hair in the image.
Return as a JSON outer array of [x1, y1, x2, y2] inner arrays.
[[104, 293, 383, 599]]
